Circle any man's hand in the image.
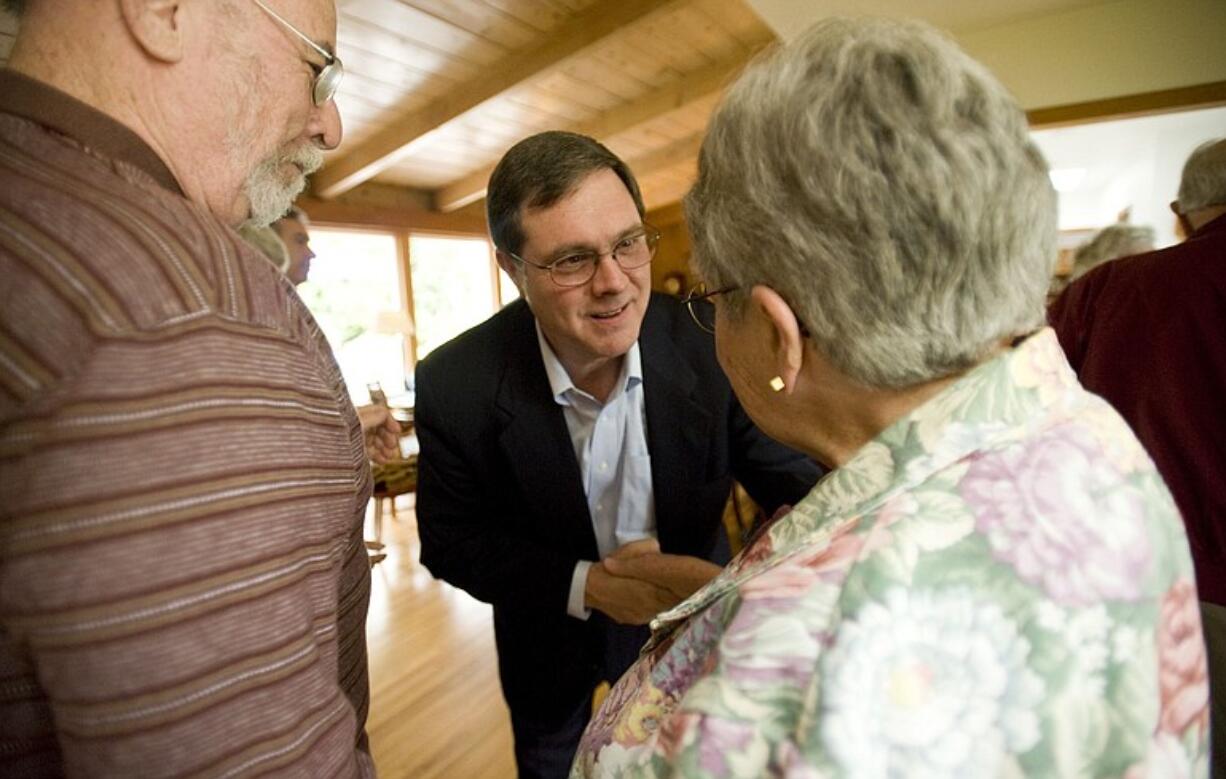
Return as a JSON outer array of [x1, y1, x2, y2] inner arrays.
[[583, 539, 724, 624], [605, 537, 660, 561], [356, 404, 402, 464], [584, 563, 678, 625], [602, 550, 722, 601]]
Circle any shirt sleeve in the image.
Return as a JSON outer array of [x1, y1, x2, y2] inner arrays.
[[569, 560, 594, 620]]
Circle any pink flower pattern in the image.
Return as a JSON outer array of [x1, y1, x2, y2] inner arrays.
[[571, 331, 1206, 778], [1157, 579, 1209, 735], [962, 422, 1152, 606]]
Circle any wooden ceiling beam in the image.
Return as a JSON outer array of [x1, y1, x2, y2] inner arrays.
[[312, 0, 688, 199], [431, 41, 772, 213], [296, 195, 488, 235], [626, 132, 704, 179]]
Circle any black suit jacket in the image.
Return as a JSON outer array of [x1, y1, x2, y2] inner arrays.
[[415, 293, 820, 723]]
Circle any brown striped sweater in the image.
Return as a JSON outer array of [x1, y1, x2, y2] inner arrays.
[[0, 71, 375, 777]]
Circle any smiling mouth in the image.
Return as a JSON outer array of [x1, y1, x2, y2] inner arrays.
[[590, 302, 629, 320]]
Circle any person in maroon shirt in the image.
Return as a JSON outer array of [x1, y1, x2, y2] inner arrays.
[[1049, 136, 1226, 773]]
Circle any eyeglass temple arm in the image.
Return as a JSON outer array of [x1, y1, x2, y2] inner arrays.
[[250, 0, 335, 62]]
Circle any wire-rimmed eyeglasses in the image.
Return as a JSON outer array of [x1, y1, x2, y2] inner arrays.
[[251, 0, 344, 106], [682, 283, 738, 334], [504, 224, 661, 288]]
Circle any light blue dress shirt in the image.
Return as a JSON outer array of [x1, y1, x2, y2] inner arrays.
[[535, 324, 656, 620]]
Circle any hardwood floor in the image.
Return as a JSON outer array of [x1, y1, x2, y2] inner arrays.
[[364, 497, 516, 779]]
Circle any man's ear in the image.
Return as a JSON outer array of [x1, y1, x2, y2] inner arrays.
[[495, 250, 526, 295], [748, 285, 805, 394], [119, 0, 185, 63]]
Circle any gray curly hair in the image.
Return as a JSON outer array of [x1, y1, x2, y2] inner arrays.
[[685, 17, 1057, 389], [1070, 223, 1155, 280]]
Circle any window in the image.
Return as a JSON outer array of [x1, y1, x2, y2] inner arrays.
[[409, 235, 512, 360], [297, 227, 410, 402], [1031, 105, 1226, 249]]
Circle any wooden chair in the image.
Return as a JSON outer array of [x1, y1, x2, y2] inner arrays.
[[370, 455, 417, 549], [367, 403, 417, 560]]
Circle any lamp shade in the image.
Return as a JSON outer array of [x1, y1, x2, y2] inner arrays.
[[373, 309, 416, 337]]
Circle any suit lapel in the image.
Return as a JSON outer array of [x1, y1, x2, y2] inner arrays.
[[640, 301, 715, 543], [495, 305, 599, 559]]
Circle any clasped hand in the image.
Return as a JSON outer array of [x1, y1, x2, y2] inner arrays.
[[356, 404, 402, 465], [584, 539, 722, 625]]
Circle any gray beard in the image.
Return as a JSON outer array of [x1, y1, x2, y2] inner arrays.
[[241, 143, 324, 229]]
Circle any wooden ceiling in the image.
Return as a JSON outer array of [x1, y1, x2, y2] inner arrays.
[[0, 1, 774, 217], [0, 12, 14, 64], [321, 0, 775, 214]]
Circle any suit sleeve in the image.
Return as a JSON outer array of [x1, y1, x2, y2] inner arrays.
[[414, 367, 577, 614], [726, 395, 824, 515]]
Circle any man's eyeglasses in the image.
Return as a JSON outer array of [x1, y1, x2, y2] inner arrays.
[[682, 283, 737, 334], [505, 225, 661, 288], [251, 0, 344, 106]]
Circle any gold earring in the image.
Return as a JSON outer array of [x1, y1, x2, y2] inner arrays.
[[769, 376, 785, 392]]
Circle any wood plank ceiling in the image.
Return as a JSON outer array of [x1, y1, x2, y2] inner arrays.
[[322, 0, 776, 214], [0, 1, 774, 216], [0, 11, 15, 64]]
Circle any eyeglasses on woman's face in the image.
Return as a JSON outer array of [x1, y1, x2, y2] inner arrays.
[[682, 283, 813, 338], [681, 283, 738, 334], [505, 224, 661, 288]]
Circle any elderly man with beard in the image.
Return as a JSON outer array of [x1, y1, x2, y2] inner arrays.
[[0, 1, 382, 776]]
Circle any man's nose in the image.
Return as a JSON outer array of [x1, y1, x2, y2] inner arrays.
[[312, 99, 343, 151], [589, 253, 628, 294]]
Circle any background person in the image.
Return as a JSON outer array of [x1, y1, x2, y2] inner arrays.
[[239, 222, 293, 274], [273, 205, 316, 285], [1068, 222, 1156, 281]]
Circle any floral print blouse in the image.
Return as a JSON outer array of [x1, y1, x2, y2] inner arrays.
[[572, 330, 1209, 779]]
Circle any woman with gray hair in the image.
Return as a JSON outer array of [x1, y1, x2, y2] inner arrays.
[[1070, 222, 1157, 281], [572, 17, 1207, 779]]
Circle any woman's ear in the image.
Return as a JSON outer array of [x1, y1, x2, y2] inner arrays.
[[119, 0, 185, 63], [748, 285, 804, 394]]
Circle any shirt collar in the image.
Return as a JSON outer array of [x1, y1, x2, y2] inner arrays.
[[1191, 211, 1226, 239], [0, 69, 185, 196], [792, 328, 1075, 524], [535, 321, 642, 407], [650, 328, 1082, 631]]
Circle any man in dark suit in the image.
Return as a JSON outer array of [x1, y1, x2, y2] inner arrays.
[[415, 131, 821, 779]]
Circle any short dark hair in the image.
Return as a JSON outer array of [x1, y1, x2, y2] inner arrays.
[[2, 0, 24, 16], [486, 131, 645, 257]]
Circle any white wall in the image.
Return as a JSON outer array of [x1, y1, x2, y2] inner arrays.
[[1033, 106, 1226, 247], [960, 0, 1226, 109], [749, 0, 1226, 110]]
